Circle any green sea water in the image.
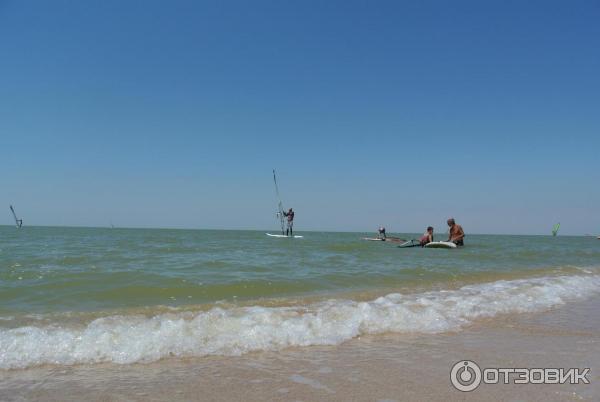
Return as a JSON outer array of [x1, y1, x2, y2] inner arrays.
[[2, 225, 600, 369], [2, 225, 599, 315]]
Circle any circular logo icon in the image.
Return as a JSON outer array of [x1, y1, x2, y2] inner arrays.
[[450, 360, 482, 392]]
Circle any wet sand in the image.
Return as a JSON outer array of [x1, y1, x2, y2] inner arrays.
[[2, 296, 599, 402]]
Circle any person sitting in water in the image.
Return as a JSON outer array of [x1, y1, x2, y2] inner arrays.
[[378, 226, 387, 240], [446, 218, 465, 246], [282, 208, 295, 237], [419, 226, 434, 247]]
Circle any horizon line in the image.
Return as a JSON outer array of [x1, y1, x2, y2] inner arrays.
[[0, 224, 595, 237]]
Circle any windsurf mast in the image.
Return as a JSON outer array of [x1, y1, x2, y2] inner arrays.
[[552, 222, 560, 236], [9, 205, 23, 228], [272, 169, 285, 235]]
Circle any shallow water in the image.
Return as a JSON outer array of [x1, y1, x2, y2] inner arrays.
[[2, 226, 598, 313], [1, 226, 599, 369]]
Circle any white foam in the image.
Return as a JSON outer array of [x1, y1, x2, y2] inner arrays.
[[1, 274, 600, 370]]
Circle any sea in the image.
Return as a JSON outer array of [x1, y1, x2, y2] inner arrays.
[[1, 226, 599, 371]]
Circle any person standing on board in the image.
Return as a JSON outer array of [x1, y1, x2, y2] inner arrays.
[[283, 208, 295, 237], [446, 218, 465, 246], [378, 226, 387, 240]]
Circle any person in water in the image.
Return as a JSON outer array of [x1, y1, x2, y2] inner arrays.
[[378, 226, 387, 240], [447, 218, 465, 246], [419, 226, 434, 247], [283, 208, 295, 236]]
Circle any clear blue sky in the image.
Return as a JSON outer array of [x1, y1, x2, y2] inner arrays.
[[1, 0, 599, 234]]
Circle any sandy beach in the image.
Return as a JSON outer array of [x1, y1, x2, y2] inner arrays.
[[3, 294, 598, 402]]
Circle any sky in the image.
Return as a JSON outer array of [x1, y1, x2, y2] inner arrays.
[[1, 0, 599, 234]]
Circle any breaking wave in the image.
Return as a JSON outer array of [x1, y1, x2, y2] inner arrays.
[[2, 274, 600, 369]]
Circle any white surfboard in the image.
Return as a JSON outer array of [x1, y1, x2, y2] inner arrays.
[[424, 241, 457, 249], [266, 233, 304, 238]]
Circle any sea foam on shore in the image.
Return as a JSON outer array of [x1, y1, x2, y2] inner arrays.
[[2, 274, 600, 370]]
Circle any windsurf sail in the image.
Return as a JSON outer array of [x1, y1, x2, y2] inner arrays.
[[272, 169, 285, 235], [552, 223, 560, 236], [9, 205, 23, 228], [397, 239, 421, 248]]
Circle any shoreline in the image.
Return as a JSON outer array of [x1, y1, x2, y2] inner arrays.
[[2, 273, 599, 371], [2, 295, 599, 401]]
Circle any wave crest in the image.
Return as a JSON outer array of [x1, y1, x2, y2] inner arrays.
[[2, 274, 599, 369]]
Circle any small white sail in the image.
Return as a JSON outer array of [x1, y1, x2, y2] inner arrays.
[[272, 169, 285, 235]]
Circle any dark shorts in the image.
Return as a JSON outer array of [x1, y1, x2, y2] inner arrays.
[[453, 239, 464, 246]]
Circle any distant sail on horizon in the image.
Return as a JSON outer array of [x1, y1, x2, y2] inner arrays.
[[552, 222, 560, 236], [9, 205, 23, 228]]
